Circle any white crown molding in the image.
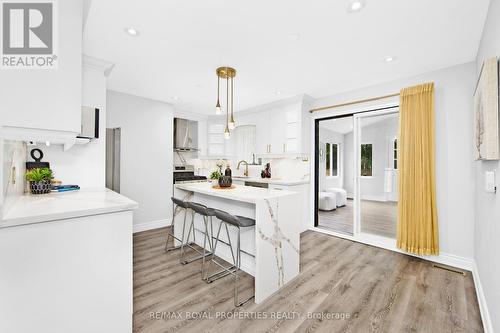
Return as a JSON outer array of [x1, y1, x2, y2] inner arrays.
[[82, 54, 115, 77]]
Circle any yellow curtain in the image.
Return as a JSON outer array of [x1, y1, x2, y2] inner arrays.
[[397, 82, 439, 256]]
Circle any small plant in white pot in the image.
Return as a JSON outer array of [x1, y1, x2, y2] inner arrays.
[[209, 170, 221, 184], [26, 168, 53, 194]]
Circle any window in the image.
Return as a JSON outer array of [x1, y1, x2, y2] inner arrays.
[[325, 143, 331, 176], [331, 143, 338, 177], [393, 138, 398, 170], [325, 143, 339, 177], [360, 144, 373, 176]]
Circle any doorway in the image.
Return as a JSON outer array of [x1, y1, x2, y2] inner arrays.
[[315, 107, 399, 241], [106, 127, 121, 193]]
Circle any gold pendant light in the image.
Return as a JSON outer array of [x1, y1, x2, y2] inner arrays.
[[215, 66, 236, 139]]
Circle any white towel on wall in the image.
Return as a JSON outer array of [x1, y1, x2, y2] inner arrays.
[[384, 168, 393, 193]]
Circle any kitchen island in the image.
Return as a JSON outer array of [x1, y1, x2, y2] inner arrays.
[[174, 182, 301, 303]]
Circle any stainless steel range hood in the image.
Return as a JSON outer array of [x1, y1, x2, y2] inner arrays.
[[173, 118, 198, 151]]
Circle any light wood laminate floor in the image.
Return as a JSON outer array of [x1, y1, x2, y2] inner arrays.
[[319, 199, 397, 238], [133, 228, 483, 333]]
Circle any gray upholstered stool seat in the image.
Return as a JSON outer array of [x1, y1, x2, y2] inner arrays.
[[206, 209, 255, 307], [187, 202, 215, 216], [171, 197, 189, 209], [214, 210, 255, 227]]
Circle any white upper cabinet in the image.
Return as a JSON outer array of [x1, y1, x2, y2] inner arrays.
[[203, 95, 311, 159], [207, 96, 309, 158], [259, 96, 309, 155], [0, 0, 83, 134]]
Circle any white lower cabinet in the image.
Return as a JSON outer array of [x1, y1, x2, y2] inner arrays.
[[0, 211, 133, 333]]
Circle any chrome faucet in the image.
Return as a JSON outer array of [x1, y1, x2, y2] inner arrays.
[[237, 160, 249, 176]]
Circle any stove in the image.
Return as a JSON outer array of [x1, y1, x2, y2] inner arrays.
[[173, 165, 208, 184]]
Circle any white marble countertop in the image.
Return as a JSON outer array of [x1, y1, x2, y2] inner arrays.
[[175, 182, 298, 203], [231, 176, 310, 186], [0, 188, 138, 229]]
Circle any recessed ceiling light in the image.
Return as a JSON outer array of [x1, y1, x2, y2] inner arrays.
[[172, 96, 179, 101], [275, 91, 282, 96], [384, 56, 396, 63], [287, 34, 301, 41], [347, 0, 366, 13], [124, 27, 139, 37]]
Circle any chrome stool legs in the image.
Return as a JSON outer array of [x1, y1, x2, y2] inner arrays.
[[205, 220, 254, 307], [179, 207, 213, 266], [164, 204, 188, 252]]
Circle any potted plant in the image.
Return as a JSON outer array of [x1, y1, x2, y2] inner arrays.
[[215, 160, 225, 174], [26, 168, 53, 194], [209, 170, 221, 184]]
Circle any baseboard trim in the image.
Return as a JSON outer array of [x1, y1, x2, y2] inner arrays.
[[472, 263, 493, 333], [423, 252, 474, 272], [133, 219, 171, 233]]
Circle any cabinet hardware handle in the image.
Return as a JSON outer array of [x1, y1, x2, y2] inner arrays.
[[283, 143, 286, 152]]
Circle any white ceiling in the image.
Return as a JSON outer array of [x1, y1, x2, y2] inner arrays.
[[83, 0, 490, 114]]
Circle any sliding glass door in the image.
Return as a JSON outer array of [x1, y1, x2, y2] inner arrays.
[[316, 115, 355, 235], [354, 109, 399, 238], [314, 107, 399, 241]]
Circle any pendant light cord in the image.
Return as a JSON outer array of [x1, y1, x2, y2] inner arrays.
[[226, 76, 229, 128], [231, 77, 234, 121], [216, 76, 220, 105]]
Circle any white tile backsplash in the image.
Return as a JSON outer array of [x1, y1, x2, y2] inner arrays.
[[2, 140, 27, 216], [192, 157, 310, 181]]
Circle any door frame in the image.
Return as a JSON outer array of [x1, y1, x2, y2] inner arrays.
[[312, 104, 399, 230]]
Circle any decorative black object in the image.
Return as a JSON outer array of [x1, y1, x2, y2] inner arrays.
[[264, 163, 271, 178], [218, 175, 232, 188], [29, 180, 52, 194], [26, 148, 50, 170], [261, 170, 266, 178], [225, 165, 232, 177]]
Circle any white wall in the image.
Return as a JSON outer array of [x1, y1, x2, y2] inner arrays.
[[26, 66, 107, 188], [474, 0, 500, 331], [311, 62, 476, 263], [107, 91, 174, 228]]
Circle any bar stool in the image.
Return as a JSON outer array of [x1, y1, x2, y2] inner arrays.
[[165, 197, 199, 263], [205, 209, 255, 307], [180, 202, 215, 278]]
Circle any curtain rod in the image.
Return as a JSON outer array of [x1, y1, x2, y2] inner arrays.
[[309, 92, 400, 113]]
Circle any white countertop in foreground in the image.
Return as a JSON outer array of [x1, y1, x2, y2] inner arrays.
[[175, 182, 298, 203], [0, 188, 138, 229]]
